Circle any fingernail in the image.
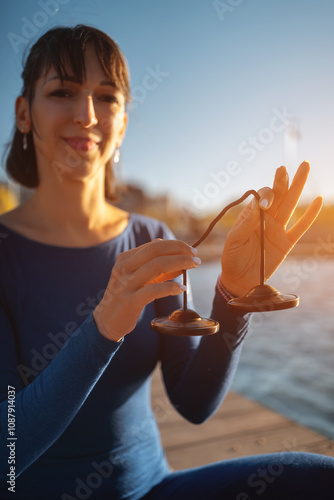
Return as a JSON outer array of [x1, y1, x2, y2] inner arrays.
[[259, 199, 269, 209], [192, 256, 201, 265], [179, 284, 187, 291], [190, 246, 198, 255]]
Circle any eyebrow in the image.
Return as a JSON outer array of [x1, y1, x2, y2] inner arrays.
[[46, 76, 117, 87]]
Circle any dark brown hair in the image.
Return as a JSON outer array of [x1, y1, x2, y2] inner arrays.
[[5, 25, 131, 200]]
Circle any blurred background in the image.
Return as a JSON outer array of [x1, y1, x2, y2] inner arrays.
[[1, 0, 334, 245], [0, 0, 333, 438]]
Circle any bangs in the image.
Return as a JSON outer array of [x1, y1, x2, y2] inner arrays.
[[22, 25, 131, 103]]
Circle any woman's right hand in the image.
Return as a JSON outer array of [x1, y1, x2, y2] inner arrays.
[[92, 239, 200, 342]]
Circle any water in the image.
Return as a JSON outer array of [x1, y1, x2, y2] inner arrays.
[[188, 257, 334, 439]]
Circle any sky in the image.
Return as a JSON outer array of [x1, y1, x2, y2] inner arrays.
[[0, 0, 333, 214]]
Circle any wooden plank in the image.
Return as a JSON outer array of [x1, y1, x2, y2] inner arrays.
[[151, 390, 262, 426], [304, 440, 334, 457], [151, 369, 275, 425], [164, 427, 331, 469], [158, 409, 289, 448], [150, 368, 334, 469]]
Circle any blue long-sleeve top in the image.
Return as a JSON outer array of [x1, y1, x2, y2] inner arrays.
[[0, 213, 250, 500]]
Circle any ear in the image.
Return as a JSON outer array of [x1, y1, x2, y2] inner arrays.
[[15, 96, 31, 133], [116, 112, 128, 148]]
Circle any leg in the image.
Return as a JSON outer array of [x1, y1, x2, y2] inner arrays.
[[142, 452, 334, 500]]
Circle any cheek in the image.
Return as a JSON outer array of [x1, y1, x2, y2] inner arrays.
[[99, 119, 113, 137], [32, 104, 66, 138], [99, 118, 116, 138], [98, 110, 125, 139]]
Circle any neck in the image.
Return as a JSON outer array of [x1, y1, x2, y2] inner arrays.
[[25, 175, 112, 234]]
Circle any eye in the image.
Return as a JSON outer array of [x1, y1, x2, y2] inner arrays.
[[49, 89, 73, 98], [99, 94, 120, 104]]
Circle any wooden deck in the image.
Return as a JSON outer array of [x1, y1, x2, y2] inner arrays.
[[151, 368, 334, 470]]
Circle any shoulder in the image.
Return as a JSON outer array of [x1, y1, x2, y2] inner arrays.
[[129, 213, 175, 243], [0, 209, 18, 227], [0, 204, 34, 236], [0, 211, 16, 249]]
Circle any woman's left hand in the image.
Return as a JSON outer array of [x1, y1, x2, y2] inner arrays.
[[220, 161, 323, 297]]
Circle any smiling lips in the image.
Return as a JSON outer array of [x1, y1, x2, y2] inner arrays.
[[64, 137, 100, 152]]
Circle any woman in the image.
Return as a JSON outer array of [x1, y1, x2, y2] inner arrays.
[[0, 25, 332, 500]]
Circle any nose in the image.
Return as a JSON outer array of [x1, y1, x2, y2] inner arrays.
[[73, 96, 98, 128]]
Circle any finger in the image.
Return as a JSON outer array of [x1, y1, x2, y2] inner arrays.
[[231, 192, 261, 231], [136, 280, 186, 305], [230, 200, 260, 242], [115, 238, 169, 263], [151, 270, 183, 283], [275, 161, 310, 227], [231, 186, 274, 242], [266, 166, 289, 217], [115, 240, 154, 263], [287, 196, 323, 245], [118, 239, 195, 272], [130, 254, 201, 289], [230, 200, 252, 229], [257, 187, 274, 210]]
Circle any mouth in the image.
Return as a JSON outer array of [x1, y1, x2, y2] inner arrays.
[[63, 137, 100, 152]]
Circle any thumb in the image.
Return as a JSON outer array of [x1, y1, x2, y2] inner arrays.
[[257, 186, 274, 210], [232, 187, 273, 242], [234, 200, 261, 242]]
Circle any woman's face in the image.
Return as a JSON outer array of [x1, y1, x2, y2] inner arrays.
[[21, 45, 127, 185]]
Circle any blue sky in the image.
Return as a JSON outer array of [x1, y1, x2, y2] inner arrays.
[[0, 0, 333, 213]]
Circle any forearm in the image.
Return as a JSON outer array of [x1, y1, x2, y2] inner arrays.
[[0, 312, 122, 480], [161, 286, 250, 424]]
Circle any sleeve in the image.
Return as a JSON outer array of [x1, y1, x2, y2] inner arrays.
[[159, 289, 250, 424], [155, 222, 251, 424], [0, 303, 123, 480]]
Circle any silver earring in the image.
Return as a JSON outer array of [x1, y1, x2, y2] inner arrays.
[[23, 133, 28, 151], [113, 147, 120, 164]]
